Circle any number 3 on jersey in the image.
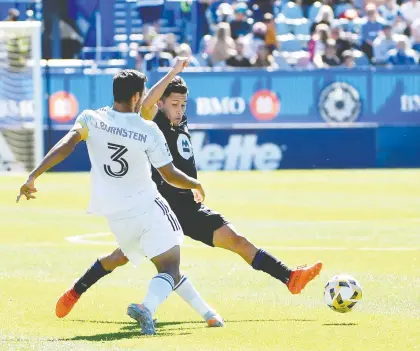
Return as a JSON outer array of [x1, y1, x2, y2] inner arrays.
[[104, 143, 129, 178]]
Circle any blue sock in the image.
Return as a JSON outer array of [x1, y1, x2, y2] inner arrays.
[[251, 249, 291, 284], [74, 260, 111, 295]]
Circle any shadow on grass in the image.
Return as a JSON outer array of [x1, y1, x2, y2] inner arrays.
[[323, 323, 358, 326], [69, 318, 316, 326], [67, 330, 192, 341], [63, 317, 317, 341]]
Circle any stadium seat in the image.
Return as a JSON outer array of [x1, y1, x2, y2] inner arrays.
[[282, 2, 304, 20], [294, 19, 310, 36], [275, 19, 290, 35], [308, 2, 322, 22], [272, 51, 291, 69], [279, 36, 303, 52]]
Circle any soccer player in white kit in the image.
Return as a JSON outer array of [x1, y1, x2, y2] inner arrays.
[[17, 58, 223, 335]]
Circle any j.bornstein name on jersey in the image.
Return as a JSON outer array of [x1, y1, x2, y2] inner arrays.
[[92, 120, 148, 143]]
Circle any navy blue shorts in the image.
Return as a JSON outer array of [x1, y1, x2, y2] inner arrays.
[[166, 198, 229, 247]]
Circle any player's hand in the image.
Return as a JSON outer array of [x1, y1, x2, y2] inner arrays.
[[16, 177, 37, 203], [172, 57, 190, 74], [193, 184, 205, 203]]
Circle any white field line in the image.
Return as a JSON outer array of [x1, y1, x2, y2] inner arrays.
[[65, 232, 419, 251]]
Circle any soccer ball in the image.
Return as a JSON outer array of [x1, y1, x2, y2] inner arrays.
[[324, 274, 362, 313]]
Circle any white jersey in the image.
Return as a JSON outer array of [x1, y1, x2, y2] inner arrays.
[[72, 106, 172, 219]]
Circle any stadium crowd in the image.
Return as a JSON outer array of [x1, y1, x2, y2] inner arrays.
[[4, 0, 420, 69], [134, 0, 420, 70]]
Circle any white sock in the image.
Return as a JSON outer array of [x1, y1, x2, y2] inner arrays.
[[174, 275, 213, 318], [142, 273, 174, 316]]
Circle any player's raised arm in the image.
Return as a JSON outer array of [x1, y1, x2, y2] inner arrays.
[[16, 114, 88, 203], [141, 57, 189, 120]]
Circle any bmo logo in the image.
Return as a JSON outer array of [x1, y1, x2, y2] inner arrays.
[[196, 97, 246, 116], [191, 131, 284, 171], [250, 90, 280, 121], [49, 91, 79, 123]]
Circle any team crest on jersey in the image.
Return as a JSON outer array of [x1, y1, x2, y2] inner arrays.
[[177, 134, 193, 160]]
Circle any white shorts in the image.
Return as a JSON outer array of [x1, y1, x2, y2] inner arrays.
[[107, 196, 184, 266]]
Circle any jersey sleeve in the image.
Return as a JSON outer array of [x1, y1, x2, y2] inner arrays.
[[146, 123, 173, 168], [70, 111, 90, 140]]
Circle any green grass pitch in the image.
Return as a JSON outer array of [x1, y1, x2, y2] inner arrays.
[[0, 170, 419, 351]]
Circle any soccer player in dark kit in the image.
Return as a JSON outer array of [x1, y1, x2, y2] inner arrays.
[[56, 74, 323, 325]]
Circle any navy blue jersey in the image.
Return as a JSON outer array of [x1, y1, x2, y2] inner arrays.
[[152, 111, 197, 204]]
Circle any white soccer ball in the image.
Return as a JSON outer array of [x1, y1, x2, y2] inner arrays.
[[324, 274, 362, 313]]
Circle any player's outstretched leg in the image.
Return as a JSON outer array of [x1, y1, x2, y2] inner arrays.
[[127, 245, 223, 335], [174, 275, 223, 327], [213, 224, 322, 294], [55, 248, 128, 318]]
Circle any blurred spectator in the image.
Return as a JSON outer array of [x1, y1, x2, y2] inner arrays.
[[60, 20, 83, 58], [226, 37, 252, 67], [230, 2, 252, 39], [373, 24, 397, 64], [333, 0, 355, 18], [342, 50, 356, 68], [180, 0, 193, 42], [311, 5, 334, 34], [164, 34, 178, 57], [412, 18, 420, 51], [360, 4, 385, 62], [143, 42, 173, 71], [252, 44, 279, 68], [243, 22, 267, 59], [206, 0, 225, 34], [141, 26, 159, 47], [387, 37, 418, 65], [400, 0, 420, 25], [378, 0, 406, 34], [309, 23, 331, 66], [196, 34, 213, 66], [330, 25, 353, 62], [208, 22, 236, 65], [263, 13, 278, 52], [251, 0, 275, 21], [136, 0, 164, 31], [5, 8, 19, 21], [322, 39, 341, 66], [175, 43, 200, 67]]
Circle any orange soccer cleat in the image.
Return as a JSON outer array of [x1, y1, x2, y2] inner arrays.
[[55, 287, 80, 318], [287, 261, 323, 295]]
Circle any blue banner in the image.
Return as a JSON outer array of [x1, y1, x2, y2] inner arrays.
[[190, 127, 376, 170], [149, 67, 420, 125], [46, 125, 420, 171], [42, 68, 420, 129], [45, 125, 378, 171]]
